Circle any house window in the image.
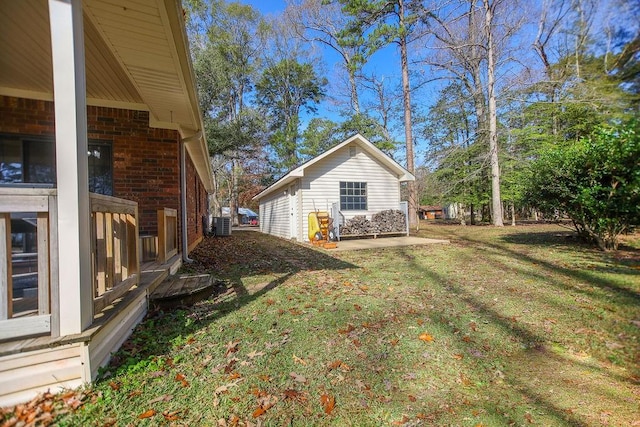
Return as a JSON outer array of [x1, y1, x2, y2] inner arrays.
[[0, 135, 56, 184], [340, 181, 367, 211], [88, 141, 113, 196], [1, 134, 113, 195]]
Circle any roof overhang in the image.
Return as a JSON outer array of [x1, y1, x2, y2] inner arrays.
[[253, 134, 415, 201], [0, 0, 213, 191]]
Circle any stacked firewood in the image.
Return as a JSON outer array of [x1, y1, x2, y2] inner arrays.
[[372, 209, 407, 232], [339, 215, 373, 235], [340, 210, 406, 235]]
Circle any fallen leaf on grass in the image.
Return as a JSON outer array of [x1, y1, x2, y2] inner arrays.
[[108, 381, 120, 391], [328, 360, 343, 370], [338, 324, 356, 334], [138, 409, 156, 419], [225, 340, 240, 356], [252, 406, 267, 418], [392, 415, 410, 425], [293, 354, 307, 365], [283, 389, 307, 402], [175, 373, 189, 387], [148, 394, 173, 405], [253, 395, 278, 418], [320, 394, 335, 415], [215, 378, 244, 395], [128, 390, 142, 398], [453, 353, 464, 360], [163, 410, 182, 421], [247, 350, 265, 359], [419, 333, 434, 342], [228, 372, 242, 380], [354, 304, 362, 311], [354, 379, 370, 391], [290, 372, 307, 383]]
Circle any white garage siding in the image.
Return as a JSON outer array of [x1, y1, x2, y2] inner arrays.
[[300, 143, 401, 241], [253, 134, 414, 242], [259, 189, 290, 239]]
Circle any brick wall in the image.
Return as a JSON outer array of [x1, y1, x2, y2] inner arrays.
[[185, 153, 208, 249], [86, 106, 181, 237], [0, 95, 209, 253]]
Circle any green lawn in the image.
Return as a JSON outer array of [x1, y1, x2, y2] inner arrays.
[[11, 224, 640, 426]]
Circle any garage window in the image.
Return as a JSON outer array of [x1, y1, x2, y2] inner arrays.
[[340, 181, 367, 210]]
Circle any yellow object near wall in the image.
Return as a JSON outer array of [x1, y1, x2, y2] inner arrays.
[[308, 212, 322, 241], [308, 211, 330, 241]]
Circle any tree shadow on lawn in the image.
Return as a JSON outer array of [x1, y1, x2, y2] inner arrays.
[[439, 227, 639, 307], [106, 231, 357, 375], [391, 244, 639, 426]]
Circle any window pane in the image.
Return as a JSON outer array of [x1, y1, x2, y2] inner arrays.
[[88, 142, 113, 195], [24, 139, 55, 183], [339, 181, 367, 211], [0, 139, 23, 183]]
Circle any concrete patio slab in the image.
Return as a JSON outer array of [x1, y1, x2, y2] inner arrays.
[[328, 236, 449, 251]]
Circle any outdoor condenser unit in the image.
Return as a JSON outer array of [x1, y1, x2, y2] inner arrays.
[[213, 217, 232, 236]]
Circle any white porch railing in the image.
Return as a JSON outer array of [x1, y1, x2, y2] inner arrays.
[[90, 193, 140, 314], [0, 187, 57, 341], [0, 190, 141, 341], [157, 208, 177, 263]]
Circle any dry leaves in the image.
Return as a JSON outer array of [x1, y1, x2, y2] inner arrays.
[[290, 372, 308, 384], [320, 394, 336, 415], [419, 333, 434, 342], [225, 340, 240, 356], [138, 409, 156, 419]]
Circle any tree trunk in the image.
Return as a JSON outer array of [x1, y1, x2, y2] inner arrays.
[[348, 66, 360, 114], [511, 202, 516, 226], [230, 157, 240, 226], [209, 157, 222, 217], [484, 0, 504, 226], [398, 0, 418, 230]]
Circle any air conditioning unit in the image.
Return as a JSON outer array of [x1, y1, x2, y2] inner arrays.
[[213, 217, 231, 236]]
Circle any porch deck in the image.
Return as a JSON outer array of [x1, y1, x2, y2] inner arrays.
[[0, 254, 180, 357]]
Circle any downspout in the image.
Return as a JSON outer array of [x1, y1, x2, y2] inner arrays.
[[180, 131, 202, 263]]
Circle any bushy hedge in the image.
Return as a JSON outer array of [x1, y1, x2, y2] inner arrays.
[[525, 121, 639, 250]]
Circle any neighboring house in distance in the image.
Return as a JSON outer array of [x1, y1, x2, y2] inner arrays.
[[418, 205, 459, 220], [253, 134, 415, 242], [0, 1, 213, 406], [419, 205, 444, 220]]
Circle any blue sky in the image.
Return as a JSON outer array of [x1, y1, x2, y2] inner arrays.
[[238, 0, 406, 133]]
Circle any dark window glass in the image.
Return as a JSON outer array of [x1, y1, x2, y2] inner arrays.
[[1, 135, 113, 195], [339, 181, 367, 210], [0, 136, 55, 184], [88, 141, 113, 196]]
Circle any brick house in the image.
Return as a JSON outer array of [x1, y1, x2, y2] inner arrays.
[[0, 0, 213, 406]]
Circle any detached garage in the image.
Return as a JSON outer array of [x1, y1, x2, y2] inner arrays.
[[253, 134, 415, 242]]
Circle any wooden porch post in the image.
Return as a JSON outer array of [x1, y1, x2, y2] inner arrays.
[[49, 0, 93, 335]]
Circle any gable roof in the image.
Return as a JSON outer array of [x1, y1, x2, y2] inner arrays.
[[253, 134, 415, 201]]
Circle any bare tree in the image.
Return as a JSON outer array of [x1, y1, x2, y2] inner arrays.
[[421, 0, 527, 226]]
